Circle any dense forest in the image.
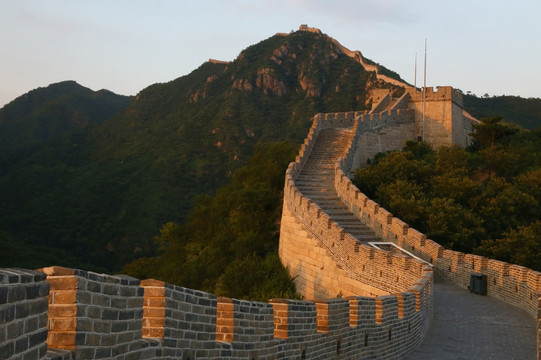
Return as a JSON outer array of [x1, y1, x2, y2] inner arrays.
[[122, 142, 300, 301], [464, 94, 541, 130], [353, 117, 541, 270], [0, 30, 402, 273]]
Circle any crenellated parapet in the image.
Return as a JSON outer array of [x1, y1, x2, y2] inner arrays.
[[279, 88, 539, 358], [290, 111, 366, 178], [334, 156, 541, 321], [279, 108, 435, 358], [406, 86, 463, 107], [326, 105, 541, 358], [1, 265, 434, 359], [0, 268, 49, 359], [283, 169, 428, 295]]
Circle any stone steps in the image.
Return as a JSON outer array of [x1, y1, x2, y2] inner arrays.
[[294, 127, 380, 244]]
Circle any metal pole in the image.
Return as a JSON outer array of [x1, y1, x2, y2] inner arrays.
[[414, 53, 417, 90], [422, 39, 427, 141]]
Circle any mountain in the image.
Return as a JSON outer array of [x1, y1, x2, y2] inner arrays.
[[5, 27, 538, 274], [2, 29, 408, 272], [464, 94, 541, 130], [0, 81, 132, 155]]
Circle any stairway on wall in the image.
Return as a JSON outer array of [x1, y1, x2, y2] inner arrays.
[[295, 127, 380, 243]]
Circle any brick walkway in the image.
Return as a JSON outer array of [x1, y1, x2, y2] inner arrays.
[[299, 126, 537, 359], [403, 278, 536, 360]]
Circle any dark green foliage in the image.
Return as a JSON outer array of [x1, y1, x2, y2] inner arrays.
[[464, 94, 541, 130], [0, 29, 396, 272], [469, 116, 520, 150], [478, 221, 541, 270], [0, 81, 132, 157], [353, 123, 541, 268], [122, 142, 300, 301]]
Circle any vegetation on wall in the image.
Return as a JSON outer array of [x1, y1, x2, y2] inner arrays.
[[353, 117, 541, 270], [122, 142, 300, 301]]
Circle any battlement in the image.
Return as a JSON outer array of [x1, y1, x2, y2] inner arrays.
[[208, 58, 231, 65], [334, 136, 541, 318], [1, 264, 432, 359], [406, 86, 463, 107], [333, 108, 541, 322], [279, 102, 540, 359], [298, 24, 322, 34], [279, 109, 434, 358]]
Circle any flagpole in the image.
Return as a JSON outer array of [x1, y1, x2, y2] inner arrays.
[[422, 39, 427, 140], [414, 52, 417, 90]]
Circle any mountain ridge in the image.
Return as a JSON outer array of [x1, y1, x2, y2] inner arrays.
[[2, 28, 400, 272], [1, 27, 540, 273]]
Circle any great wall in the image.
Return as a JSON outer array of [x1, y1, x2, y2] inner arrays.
[[2, 28, 540, 359]]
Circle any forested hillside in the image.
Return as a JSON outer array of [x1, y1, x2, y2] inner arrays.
[[0, 81, 132, 153], [0, 29, 403, 272], [464, 94, 541, 130], [122, 142, 300, 300]]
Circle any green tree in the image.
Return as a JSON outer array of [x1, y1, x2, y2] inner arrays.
[[122, 141, 300, 300], [215, 253, 299, 301], [478, 221, 541, 270], [352, 128, 541, 267], [425, 198, 485, 251], [470, 116, 519, 150], [470, 117, 521, 180], [375, 180, 428, 229]]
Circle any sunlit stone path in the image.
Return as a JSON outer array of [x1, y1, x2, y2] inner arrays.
[[403, 279, 536, 360]]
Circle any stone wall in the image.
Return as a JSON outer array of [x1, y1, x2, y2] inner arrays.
[[279, 101, 539, 358], [0, 269, 49, 360], [278, 111, 434, 359], [350, 106, 416, 169], [333, 115, 541, 358], [38, 266, 155, 359], [336, 110, 541, 318], [348, 86, 476, 169], [0, 264, 433, 359], [406, 86, 472, 147]]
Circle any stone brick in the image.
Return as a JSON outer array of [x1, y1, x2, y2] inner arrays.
[[15, 301, 31, 319], [8, 286, 26, 303], [49, 317, 77, 332], [47, 331, 76, 349], [48, 304, 77, 318], [48, 277, 78, 291], [0, 342, 14, 359], [0, 286, 8, 304]]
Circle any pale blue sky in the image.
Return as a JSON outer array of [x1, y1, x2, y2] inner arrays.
[[1, 0, 540, 107]]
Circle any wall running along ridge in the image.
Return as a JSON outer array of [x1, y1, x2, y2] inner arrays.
[[279, 110, 433, 359], [278, 88, 540, 359], [1, 84, 537, 359]]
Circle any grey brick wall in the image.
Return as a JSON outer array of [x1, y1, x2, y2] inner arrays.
[[0, 268, 49, 360]]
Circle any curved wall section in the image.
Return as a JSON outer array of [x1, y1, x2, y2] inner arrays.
[[279, 111, 434, 359], [333, 106, 541, 359]]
